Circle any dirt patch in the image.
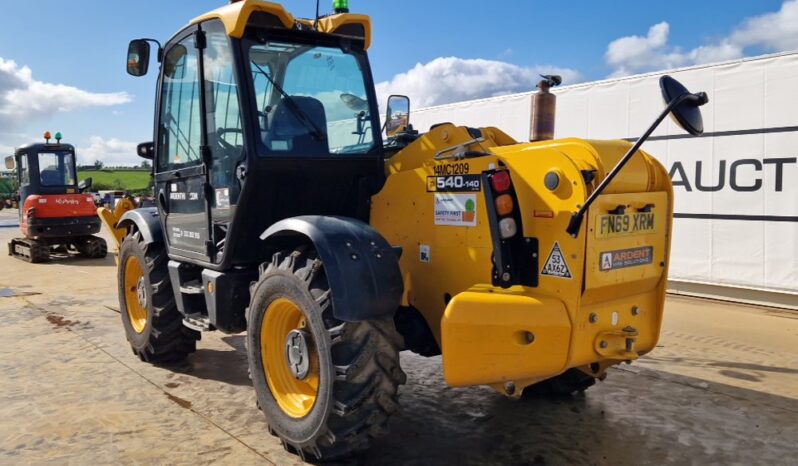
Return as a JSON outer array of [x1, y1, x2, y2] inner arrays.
[[166, 393, 192, 410], [165, 382, 180, 389], [46, 313, 81, 328]]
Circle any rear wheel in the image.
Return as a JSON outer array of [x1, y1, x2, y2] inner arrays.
[[118, 230, 199, 363], [247, 248, 406, 462]]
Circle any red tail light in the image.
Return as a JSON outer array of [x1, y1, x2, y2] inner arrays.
[[490, 171, 511, 193]]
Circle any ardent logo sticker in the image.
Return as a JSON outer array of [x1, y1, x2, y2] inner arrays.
[[600, 246, 654, 271]]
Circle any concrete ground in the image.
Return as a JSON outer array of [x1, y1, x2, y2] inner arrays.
[[0, 208, 796, 466]]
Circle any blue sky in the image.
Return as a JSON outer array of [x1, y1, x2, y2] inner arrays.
[[0, 0, 793, 165]]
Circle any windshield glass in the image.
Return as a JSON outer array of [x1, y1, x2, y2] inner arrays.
[[249, 41, 376, 156], [38, 151, 76, 186]]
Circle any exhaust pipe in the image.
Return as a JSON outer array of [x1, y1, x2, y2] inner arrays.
[[530, 75, 562, 142]]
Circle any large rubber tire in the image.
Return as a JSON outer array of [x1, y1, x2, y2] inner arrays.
[[521, 368, 597, 398], [247, 248, 406, 462], [76, 236, 108, 259], [118, 230, 199, 363]]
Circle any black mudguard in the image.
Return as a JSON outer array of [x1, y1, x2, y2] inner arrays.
[[260, 216, 403, 322], [118, 208, 163, 244]]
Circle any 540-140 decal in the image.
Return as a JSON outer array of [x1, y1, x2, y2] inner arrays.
[[427, 174, 481, 192]]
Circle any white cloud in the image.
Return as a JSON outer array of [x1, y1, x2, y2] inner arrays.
[[731, 0, 798, 51], [605, 1, 798, 77], [0, 57, 132, 133], [79, 136, 140, 167], [375, 57, 580, 108]]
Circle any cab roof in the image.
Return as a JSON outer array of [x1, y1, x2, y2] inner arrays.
[[190, 0, 372, 49], [15, 143, 75, 155]]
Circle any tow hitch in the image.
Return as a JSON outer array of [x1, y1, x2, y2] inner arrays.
[[595, 325, 640, 360]]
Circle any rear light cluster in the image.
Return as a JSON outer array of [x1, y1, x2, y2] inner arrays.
[[490, 171, 518, 239]]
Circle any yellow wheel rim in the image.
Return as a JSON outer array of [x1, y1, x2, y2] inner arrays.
[[123, 256, 148, 334], [261, 298, 319, 418]]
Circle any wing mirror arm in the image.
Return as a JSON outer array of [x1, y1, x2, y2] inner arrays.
[[565, 90, 708, 237]]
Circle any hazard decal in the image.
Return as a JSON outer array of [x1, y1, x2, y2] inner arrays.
[[541, 242, 572, 279]]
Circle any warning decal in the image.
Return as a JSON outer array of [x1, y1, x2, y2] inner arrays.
[[541, 242, 572, 279], [433, 193, 478, 227]]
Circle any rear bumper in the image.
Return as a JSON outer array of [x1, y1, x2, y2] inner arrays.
[[26, 216, 101, 238], [440, 286, 662, 390]]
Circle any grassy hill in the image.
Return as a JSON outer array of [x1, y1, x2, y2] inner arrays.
[[78, 169, 151, 192]]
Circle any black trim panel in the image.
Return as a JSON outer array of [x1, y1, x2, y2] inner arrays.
[[674, 213, 798, 223], [625, 125, 798, 142]]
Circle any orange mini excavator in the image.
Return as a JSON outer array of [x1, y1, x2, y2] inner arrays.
[[5, 132, 107, 262]]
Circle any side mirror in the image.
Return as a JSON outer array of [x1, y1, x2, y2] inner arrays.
[[78, 177, 93, 192], [137, 142, 155, 160], [127, 40, 151, 77], [386, 95, 410, 138], [660, 75, 708, 136], [4, 156, 13, 170]]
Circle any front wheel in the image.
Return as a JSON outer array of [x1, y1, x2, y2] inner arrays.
[[247, 249, 406, 462], [118, 230, 199, 363]]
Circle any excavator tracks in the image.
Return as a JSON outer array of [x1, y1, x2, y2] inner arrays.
[[8, 238, 51, 263], [8, 235, 107, 263]]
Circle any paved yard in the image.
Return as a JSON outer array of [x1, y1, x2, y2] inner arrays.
[[0, 209, 796, 465]]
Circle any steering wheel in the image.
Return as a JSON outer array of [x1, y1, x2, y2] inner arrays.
[[216, 128, 244, 151], [340, 93, 368, 112]]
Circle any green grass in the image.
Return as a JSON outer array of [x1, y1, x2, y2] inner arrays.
[[78, 169, 151, 192]]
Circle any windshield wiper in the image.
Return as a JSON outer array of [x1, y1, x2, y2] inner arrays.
[[250, 61, 326, 142]]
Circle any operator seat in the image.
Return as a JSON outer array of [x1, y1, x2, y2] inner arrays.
[[40, 169, 62, 186], [266, 96, 329, 156]]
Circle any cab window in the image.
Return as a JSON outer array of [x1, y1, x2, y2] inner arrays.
[[19, 156, 29, 185], [38, 152, 76, 186], [158, 36, 202, 171], [203, 21, 243, 194], [248, 42, 376, 156]]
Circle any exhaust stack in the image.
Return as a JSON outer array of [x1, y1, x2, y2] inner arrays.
[[530, 75, 562, 142]]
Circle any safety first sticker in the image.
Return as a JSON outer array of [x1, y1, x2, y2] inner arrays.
[[600, 246, 654, 271], [541, 242, 572, 279], [434, 193, 477, 227]]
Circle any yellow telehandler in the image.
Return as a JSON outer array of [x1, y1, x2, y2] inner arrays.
[[101, 0, 707, 460]]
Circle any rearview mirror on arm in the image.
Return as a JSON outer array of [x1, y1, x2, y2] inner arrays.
[[4, 156, 13, 170], [566, 75, 708, 237], [660, 75, 708, 136], [386, 95, 410, 138], [127, 39, 151, 77], [137, 142, 155, 160]]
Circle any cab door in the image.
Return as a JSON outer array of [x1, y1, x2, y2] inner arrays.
[[154, 26, 211, 261]]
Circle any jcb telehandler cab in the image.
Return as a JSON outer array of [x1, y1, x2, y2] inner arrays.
[[5, 133, 107, 262], [105, 0, 707, 460]]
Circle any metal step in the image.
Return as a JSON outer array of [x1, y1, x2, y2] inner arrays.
[[179, 280, 204, 295], [183, 313, 213, 332]]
